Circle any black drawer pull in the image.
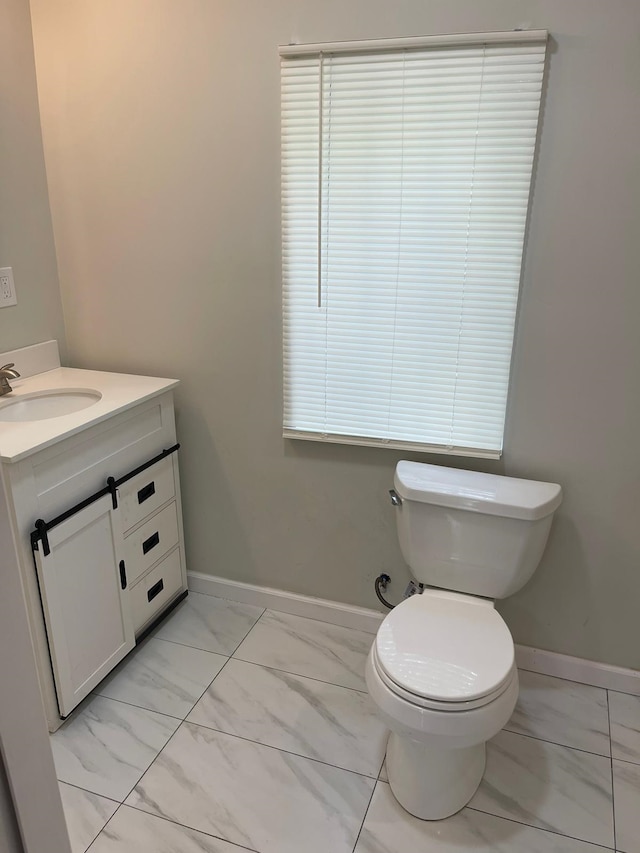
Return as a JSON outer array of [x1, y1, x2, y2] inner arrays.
[[142, 531, 160, 554], [137, 481, 156, 504], [147, 578, 164, 602], [119, 560, 127, 590]]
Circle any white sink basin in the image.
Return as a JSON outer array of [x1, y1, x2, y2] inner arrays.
[[0, 389, 102, 422]]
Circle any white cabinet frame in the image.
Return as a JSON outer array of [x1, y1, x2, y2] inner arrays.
[[4, 391, 187, 730]]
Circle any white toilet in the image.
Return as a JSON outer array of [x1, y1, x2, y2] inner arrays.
[[366, 461, 562, 820]]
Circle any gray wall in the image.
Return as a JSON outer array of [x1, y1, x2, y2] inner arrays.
[[0, 0, 65, 355], [30, 0, 640, 668]]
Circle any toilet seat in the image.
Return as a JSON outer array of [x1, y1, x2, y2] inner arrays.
[[371, 645, 516, 711], [375, 590, 515, 707]]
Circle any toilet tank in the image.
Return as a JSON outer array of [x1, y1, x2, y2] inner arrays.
[[392, 462, 562, 599]]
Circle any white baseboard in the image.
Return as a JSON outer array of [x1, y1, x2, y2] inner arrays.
[[187, 571, 385, 634], [187, 571, 640, 695], [514, 645, 640, 696]]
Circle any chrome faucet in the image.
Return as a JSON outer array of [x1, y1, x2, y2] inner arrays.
[[0, 363, 20, 396]]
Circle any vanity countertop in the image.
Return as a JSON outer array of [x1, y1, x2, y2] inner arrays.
[[0, 366, 179, 463]]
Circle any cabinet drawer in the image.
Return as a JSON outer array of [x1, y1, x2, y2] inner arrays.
[[131, 547, 183, 635], [124, 501, 179, 586], [119, 456, 175, 533]]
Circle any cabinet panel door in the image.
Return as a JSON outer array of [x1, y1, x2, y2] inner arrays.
[[33, 494, 135, 717]]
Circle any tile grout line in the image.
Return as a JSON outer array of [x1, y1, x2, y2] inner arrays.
[[84, 802, 124, 853], [465, 802, 616, 851], [116, 718, 187, 807], [192, 591, 380, 635], [258, 606, 378, 634], [232, 607, 374, 659], [154, 596, 266, 656], [515, 668, 640, 701], [138, 636, 242, 655], [57, 781, 122, 853], [147, 634, 231, 656], [515, 665, 616, 692], [609, 754, 640, 768], [606, 689, 617, 851], [57, 779, 120, 805], [85, 800, 262, 853], [375, 745, 386, 782], [185, 653, 235, 714], [227, 655, 370, 695], [501, 725, 613, 760], [182, 717, 382, 780], [91, 691, 186, 721], [350, 778, 378, 852], [228, 606, 268, 653], [174, 609, 266, 719]]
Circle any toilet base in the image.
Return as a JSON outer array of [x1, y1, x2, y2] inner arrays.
[[386, 731, 486, 820]]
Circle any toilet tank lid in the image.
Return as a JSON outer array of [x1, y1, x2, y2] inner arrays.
[[394, 461, 562, 521]]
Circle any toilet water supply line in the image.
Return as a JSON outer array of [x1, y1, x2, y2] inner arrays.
[[375, 574, 395, 609], [374, 573, 424, 610]]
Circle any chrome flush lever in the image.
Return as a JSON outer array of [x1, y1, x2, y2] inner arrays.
[[389, 489, 402, 507]]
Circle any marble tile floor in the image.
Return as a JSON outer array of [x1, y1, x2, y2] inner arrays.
[[50, 591, 640, 853]]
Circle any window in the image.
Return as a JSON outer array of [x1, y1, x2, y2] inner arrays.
[[281, 31, 547, 459]]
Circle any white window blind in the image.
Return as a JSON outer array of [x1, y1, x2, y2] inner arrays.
[[281, 32, 547, 458]]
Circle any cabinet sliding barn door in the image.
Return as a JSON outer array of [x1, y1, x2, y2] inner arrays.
[[32, 494, 134, 716]]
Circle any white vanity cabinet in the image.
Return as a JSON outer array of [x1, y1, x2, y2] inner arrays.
[[4, 383, 188, 731]]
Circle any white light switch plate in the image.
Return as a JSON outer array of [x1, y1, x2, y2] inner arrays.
[[0, 267, 17, 307]]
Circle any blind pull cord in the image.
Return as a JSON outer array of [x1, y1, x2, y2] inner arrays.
[[317, 51, 324, 308]]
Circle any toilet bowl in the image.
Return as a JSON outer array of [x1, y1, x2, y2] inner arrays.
[[367, 461, 561, 820], [366, 589, 519, 819]]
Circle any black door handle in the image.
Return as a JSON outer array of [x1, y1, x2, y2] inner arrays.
[[119, 560, 127, 589]]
